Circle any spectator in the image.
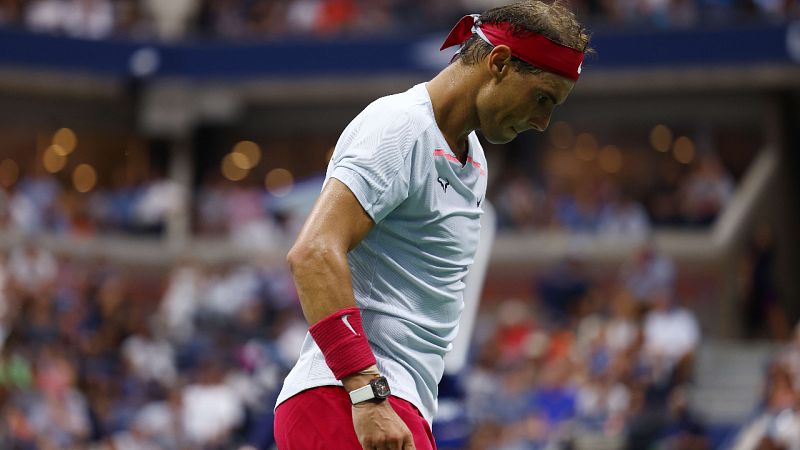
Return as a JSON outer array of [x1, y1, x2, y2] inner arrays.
[[143, 0, 200, 40], [740, 221, 789, 340], [536, 253, 591, 324], [646, 159, 686, 226], [62, 0, 114, 39], [6, 242, 57, 299], [554, 181, 603, 232], [641, 290, 700, 385], [730, 362, 800, 450], [181, 359, 244, 447], [133, 174, 182, 235], [121, 319, 177, 387], [26, 0, 114, 39], [27, 349, 91, 448], [111, 389, 187, 450], [619, 240, 676, 305], [680, 154, 734, 226], [9, 166, 61, 233], [597, 190, 651, 238], [24, 0, 66, 35], [158, 261, 204, 342]]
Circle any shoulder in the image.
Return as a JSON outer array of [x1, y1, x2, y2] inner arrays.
[[354, 86, 436, 136]]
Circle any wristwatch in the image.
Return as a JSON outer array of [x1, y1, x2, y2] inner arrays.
[[349, 376, 391, 404]]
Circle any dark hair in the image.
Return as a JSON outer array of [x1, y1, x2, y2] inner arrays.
[[455, 0, 592, 74]]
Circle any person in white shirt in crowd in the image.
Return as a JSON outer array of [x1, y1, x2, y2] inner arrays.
[[641, 289, 700, 384], [7, 241, 58, 299], [731, 362, 800, 450], [158, 260, 204, 342], [181, 359, 245, 447], [133, 174, 183, 234], [121, 318, 177, 387]]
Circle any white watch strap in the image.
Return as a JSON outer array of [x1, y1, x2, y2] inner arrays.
[[349, 384, 375, 404]]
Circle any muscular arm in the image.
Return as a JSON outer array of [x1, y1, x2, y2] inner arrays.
[[286, 178, 415, 449], [287, 178, 415, 449], [286, 177, 373, 327]]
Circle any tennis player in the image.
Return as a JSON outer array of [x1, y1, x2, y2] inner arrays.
[[274, 1, 591, 448]]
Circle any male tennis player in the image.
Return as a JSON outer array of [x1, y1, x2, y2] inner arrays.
[[274, 2, 591, 448]]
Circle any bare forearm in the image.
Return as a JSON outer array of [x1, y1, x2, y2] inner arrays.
[[288, 243, 359, 326]]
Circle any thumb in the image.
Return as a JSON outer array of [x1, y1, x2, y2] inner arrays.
[[403, 435, 416, 450]]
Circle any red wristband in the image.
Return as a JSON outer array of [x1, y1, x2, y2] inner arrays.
[[309, 307, 376, 380]]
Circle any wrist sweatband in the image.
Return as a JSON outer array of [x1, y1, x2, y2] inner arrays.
[[309, 307, 376, 380]]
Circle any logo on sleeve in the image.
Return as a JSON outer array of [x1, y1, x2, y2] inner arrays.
[[477, 196, 483, 207], [437, 177, 450, 193], [341, 314, 358, 336]]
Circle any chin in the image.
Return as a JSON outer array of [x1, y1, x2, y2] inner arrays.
[[484, 130, 517, 145]]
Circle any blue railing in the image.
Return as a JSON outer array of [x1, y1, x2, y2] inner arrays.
[[1, 23, 798, 80]]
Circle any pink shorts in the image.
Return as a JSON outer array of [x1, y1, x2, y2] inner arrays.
[[275, 386, 437, 449]]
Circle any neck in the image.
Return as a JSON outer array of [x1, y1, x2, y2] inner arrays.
[[426, 62, 482, 163]]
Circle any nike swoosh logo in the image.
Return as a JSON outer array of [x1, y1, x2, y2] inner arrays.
[[341, 314, 358, 336]]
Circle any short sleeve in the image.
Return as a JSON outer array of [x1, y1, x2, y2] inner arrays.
[[328, 111, 417, 223]]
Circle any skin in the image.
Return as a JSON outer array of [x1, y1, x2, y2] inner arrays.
[[286, 44, 575, 450]]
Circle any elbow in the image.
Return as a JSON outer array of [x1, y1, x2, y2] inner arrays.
[[286, 243, 308, 275], [286, 241, 335, 276]]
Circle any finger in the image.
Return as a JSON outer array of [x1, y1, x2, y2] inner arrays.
[[403, 434, 416, 450]]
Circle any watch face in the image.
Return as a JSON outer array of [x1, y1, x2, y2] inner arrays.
[[371, 377, 391, 399]]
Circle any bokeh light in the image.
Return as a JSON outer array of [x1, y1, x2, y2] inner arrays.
[[549, 121, 575, 149], [230, 152, 251, 170], [52, 128, 77, 155], [43, 145, 67, 173], [574, 132, 598, 161], [673, 136, 696, 164], [649, 124, 673, 152], [221, 153, 249, 181], [599, 145, 623, 173], [0, 158, 19, 188], [231, 140, 261, 170], [265, 168, 294, 197], [72, 164, 97, 193]]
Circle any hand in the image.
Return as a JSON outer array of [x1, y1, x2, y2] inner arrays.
[[352, 401, 415, 450]]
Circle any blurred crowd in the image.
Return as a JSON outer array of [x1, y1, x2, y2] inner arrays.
[[461, 240, 799, 450], [0, 0, 798, 43], [463, 241, 707, 449], [0, 152, 736, 239], [0, 164, 182, 238], [493, 153, 735, 233], [0, 243, 306, 449], [0, 234, 795, 449], [0, 165, 302, 247]]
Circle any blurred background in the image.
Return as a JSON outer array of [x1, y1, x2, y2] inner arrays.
[[1, 0, 799, 449]]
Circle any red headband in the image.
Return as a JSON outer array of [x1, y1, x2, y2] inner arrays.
[[441, 14, 584, 81]]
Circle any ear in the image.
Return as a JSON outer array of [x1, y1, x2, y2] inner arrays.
[[486, 45, 514, 80]]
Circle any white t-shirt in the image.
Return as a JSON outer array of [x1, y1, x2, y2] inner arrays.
[[643, 306, 700, 362], [276, 83, 488, 424]]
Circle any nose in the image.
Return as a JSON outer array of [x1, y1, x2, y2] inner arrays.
[[529, 114, 551, 132]]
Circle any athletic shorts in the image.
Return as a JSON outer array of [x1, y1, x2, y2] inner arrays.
[[274, 386, 437, 449]]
